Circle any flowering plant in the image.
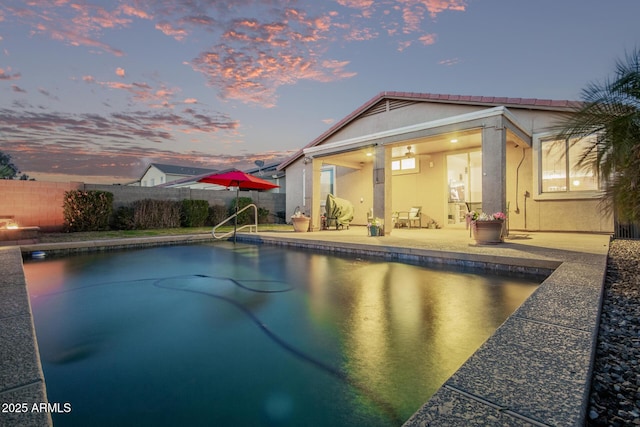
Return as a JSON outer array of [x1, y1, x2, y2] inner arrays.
[[467, 211, 506, 221], [291, 206, 308, 219]]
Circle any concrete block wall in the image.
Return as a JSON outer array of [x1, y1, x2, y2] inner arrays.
[[0, 180, 286, 231], [0, 181, 83, 231]]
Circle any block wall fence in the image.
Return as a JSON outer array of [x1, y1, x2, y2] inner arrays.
[[0, 180, 286, 231]]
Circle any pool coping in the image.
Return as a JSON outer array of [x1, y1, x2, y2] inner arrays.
[[2, 230, 609, 426]]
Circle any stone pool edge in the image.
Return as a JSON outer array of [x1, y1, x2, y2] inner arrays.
[[0, 247, 52, 427], [4, 233, 607, 426]]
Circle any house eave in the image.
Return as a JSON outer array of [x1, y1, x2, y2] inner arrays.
[[303, 106, 532, 158]]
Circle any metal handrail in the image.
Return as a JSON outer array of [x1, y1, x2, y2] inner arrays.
[[212, 203, 258, 240]]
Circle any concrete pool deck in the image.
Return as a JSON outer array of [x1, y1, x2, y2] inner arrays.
[[2, 226, 610, 426]]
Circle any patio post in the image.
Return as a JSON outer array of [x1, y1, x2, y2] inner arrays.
[[481, 116, 507, 215]]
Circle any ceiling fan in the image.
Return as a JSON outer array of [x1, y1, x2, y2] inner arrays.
[[405, 145, 413, 157]]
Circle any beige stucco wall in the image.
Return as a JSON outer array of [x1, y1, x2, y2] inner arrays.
[[285, 100, 614, 233], [335, 164, 373, 225], [390, 154, 447, 227], [284, 159, 306, 220]]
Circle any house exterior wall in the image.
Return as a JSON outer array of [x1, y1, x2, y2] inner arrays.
[[335, 164, 373, 225], [285, 99, 614, 233], [140, 166, 165, 186], [390, 153, 447, 226], [284, 159, 306, 220]]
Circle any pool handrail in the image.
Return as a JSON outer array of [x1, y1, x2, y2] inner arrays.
[[212, 203, 258, 240]]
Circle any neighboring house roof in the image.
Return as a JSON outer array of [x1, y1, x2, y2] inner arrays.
[[244, 161, 284, 178], [277, 91, 581, 170], [144, 163, 217, 177], [156, 167, 235, 188]]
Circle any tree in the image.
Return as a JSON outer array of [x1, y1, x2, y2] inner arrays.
[[556, 48, 640, 223], [0, 152, 19, 179]]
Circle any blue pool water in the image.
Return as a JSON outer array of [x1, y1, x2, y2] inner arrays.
[[24, 242, 540, 426]]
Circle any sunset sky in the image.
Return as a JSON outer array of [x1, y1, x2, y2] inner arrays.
[[1, 0, 639, 183]]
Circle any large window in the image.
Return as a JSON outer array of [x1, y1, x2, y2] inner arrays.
[[540, 137, 599, 193]]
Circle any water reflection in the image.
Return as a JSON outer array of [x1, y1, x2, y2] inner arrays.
[[290, 253, 539, 416]]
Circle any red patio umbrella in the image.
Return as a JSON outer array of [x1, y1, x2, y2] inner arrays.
[[198, 169, 279, 241]]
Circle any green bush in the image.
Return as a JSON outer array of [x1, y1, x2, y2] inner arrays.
[[258, 207, 270, 223], [227, 197, 270, 225], [207, 205, 228, 226], [133, 199, 181, 229], [181, 200, 209, 227], [111, 206, 135, 230], [63, 190, 113, 232]]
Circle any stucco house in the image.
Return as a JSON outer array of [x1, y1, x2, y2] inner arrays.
[[134, 163, 217, 187], [278, 91, 614, 234]]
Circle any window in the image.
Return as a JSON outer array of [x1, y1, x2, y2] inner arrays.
[[391, 157, 418, 174], [540, 137, 599, 193]]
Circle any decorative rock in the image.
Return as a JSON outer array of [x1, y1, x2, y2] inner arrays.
[[588, 240, 640, 427]]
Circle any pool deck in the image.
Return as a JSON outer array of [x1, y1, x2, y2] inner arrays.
[[1, 226, 610, 426]]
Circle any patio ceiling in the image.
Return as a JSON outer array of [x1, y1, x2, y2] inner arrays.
[[316, 128, 483, 169]]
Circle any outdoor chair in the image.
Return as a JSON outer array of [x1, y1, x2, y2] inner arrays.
[[397, 206, 422, 228]]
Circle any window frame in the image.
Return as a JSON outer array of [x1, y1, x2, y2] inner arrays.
[[533, 132, 602, 200], [391, 156, 419, 176]]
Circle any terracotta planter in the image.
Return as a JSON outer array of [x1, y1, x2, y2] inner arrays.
[[291, 216, 311, 232], [473, 220, 504, 244]]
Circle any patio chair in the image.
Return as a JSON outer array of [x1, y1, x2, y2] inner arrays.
[[397, 206, 422, 228]]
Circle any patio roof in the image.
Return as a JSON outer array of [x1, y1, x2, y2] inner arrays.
[[278, 91, 579, 170], [302, 106, 532, 159]]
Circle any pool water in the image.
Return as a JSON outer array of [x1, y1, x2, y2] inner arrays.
[[24, 242, 540, 426]]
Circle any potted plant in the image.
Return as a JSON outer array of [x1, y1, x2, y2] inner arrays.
[[467, 211, 506, 244], [367, 218, 383, 236], [291, 207, 311, 232]]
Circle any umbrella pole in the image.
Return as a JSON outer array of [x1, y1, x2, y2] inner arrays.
[[234, 185, 238, 243]]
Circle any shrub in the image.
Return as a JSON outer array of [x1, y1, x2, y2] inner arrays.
[[63, 190, 113, 232], [228, 197, 252, 225], [181, 200, 209, 227], [133, 199, 181, 229], [111, 206, 135, 230], [207, 205, 228, 226], [226, 197, 272, 225]]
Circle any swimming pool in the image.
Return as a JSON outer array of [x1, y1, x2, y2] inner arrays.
[[24, 242, 540, 426]]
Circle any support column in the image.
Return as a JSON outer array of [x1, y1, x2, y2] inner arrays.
[[372, 145, 393, 235], [308, 158, 323, 231], [481, 117, 507, 215]]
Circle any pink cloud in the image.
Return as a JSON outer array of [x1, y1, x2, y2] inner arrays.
[[419, 33, 437, 45], [0, 67, 21, 80], [155, 21, 189, 41], [116, 67, 125, 77], [3, 0, 469, 110]]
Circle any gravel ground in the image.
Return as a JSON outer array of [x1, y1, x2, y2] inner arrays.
[[588, 239, 640, 426]]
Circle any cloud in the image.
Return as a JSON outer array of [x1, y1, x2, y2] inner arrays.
[[0, 67, 21, 80], [439, 57, 460, 66], [116, 67, 126, 77], [3, 0, 469, 110], [0, 105, 244, 179]]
